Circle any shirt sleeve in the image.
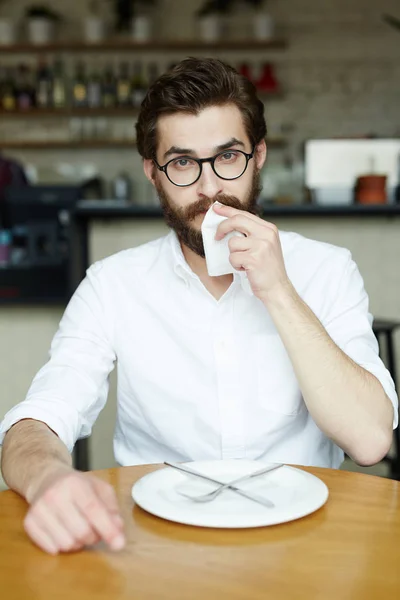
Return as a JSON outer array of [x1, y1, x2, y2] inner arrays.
[[323, 251, 398, 429], [0, 261, 116, 452]]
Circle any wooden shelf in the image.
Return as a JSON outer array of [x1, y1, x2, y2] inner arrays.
[[75, 202, 400, 219], [0, 39, 287, 54], [0, 93, 282, 118], [0, 137, 286, 151], [0, 140, 137, 150], [0, 108, 140, 118], [0, 97, 282, 119]]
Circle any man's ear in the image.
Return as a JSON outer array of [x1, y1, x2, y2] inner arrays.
[[255, 140, 267, 170], [143, 159, 156, 184]]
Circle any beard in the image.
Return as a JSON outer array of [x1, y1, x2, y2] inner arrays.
[[154, 168, 262, 258]]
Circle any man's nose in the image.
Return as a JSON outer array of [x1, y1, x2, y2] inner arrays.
[[196, 162, 223, 198]]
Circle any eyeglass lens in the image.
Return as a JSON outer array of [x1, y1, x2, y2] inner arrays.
[[166, 150, 248, 186]]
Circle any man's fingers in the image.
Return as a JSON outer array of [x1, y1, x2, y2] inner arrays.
[[75, 485, 125, 551], [111, 513, 125, 529], [215, 214, 264, 240], [90, 476, 122, 517], [23, 472, 124, 554], [229, 250, 253, 272], [90, 477, 125, 531], [24, 514, 59, 555], [228, 236, 252, 253], [213, 203, 277, 230], [53, 500, 100, 547], [35, 505, 80, 553], [25, 504, 79, 554]]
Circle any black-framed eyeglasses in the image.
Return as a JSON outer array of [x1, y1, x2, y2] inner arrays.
[[153, 146, 255, 187]]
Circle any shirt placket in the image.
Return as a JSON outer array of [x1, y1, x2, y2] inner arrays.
[[213, 295, 246, 459]]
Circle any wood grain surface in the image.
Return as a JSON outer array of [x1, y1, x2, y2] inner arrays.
[[0, 464, 399, 599]]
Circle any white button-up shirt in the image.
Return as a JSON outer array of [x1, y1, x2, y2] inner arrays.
[[1, 230, 398, 468]]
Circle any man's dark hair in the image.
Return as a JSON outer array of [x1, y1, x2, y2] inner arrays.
[[136, 57, 267, 160]]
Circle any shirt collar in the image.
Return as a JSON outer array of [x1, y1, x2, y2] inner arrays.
[[167, 230, 253, 296], [168, 230, 197, 284]]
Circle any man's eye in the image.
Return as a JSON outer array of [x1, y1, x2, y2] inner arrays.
[[172, 158, 194, 169], [219, 151, 238, 162]]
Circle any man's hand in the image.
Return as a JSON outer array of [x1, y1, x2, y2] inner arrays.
[[213, 203, 291, 302], [24, 467, 125, 555]]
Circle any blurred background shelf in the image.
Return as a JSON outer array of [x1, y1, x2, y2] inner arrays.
[[75, 201, 400, 219], [0, 138, 288, 150], [0, 108, 141, 118], [0, 90, 285, 118], [0, 139, 138, 150], [0, 40, 288, 54]]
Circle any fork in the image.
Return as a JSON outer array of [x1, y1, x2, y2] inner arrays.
[[179, 463, 283, 503], [164, 461, 280, 508]]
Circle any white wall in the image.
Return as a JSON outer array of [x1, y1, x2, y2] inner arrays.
[[0, 308, 63, 489]]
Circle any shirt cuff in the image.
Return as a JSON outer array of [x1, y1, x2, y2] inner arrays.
[[0, 401, 82, 453]]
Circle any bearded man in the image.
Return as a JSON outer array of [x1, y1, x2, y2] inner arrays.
[[1, 58, 397, 555]]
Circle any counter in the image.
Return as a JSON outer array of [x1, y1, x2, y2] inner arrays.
[[75, 200, 400, 219]]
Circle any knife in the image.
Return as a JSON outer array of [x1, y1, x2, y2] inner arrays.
[[164, 461, 276, 508]]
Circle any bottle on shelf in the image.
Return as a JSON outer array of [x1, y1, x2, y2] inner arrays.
[[111, 171, 133, 201], [16, 64, 35, 110], [72, 61, 89, 108], [87, 65, 102, 109], [102, 64, 117, 108], [0, 67, 16, 111], [255, 62, 279, 93], [52, 58, 68, 109], [36, 59, 53, 109], [131, 61, 147, 108], [238, 63, 253, 83], [0, 230, 12, 267], [0, 67, 6, 108], [116, 62, 132, 107]]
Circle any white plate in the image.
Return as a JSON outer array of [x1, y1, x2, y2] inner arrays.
[[131, 459, 329, 528]]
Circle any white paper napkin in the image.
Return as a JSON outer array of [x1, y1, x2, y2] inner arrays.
[[201, 201, 244, 276], [201, 201, 253, 295]]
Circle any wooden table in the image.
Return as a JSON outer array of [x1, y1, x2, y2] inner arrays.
[[1, 465, 400, 599]]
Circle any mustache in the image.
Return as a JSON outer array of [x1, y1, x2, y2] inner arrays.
[[183, 194, 246, 221]]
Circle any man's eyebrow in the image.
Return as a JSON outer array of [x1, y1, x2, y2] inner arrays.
[[163, 146, 192, 160], [163, 138, 245, 161], [215, 138, 245, 152]]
